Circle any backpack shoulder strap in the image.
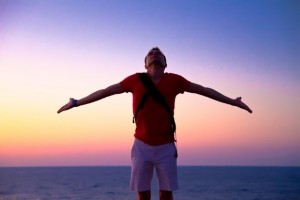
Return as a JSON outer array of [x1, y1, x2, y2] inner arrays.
[[133, 92, 149, 123]]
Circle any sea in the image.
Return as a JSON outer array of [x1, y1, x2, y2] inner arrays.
[[0, 166, 299, 200]]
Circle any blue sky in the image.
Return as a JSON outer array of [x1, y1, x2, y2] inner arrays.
[[0, 0, 299, 166]]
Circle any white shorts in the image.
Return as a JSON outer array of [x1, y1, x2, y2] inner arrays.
[[130, 138, 178, 192]]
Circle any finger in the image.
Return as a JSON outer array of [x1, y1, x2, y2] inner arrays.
[[245, 106, 252, 113], [57, 106, 65, 114], [57, 103, 69, 114], [69, 98, 75, 103]]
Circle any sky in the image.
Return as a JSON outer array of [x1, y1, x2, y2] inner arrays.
[[0, 0, 299, 167]]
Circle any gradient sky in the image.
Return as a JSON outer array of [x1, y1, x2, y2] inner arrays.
[[0, 0, 299, 167]]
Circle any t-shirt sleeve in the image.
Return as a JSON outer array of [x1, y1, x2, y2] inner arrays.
[[120, 74, 136, 93], [171, 73, 191, 94]]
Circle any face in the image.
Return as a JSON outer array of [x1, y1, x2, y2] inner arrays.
[[145, 48, 167, 68]]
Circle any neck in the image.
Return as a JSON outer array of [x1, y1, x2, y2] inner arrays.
[[146, 64, 165, 83]]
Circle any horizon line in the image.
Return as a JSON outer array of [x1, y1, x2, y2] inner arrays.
[[1, 165, 299, 168]]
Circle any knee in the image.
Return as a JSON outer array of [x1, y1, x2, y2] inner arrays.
[[159, 190, 173, 200]]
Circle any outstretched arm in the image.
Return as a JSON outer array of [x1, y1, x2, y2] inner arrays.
[[186, 82, 252, 113], [57, 83, 124, 114]]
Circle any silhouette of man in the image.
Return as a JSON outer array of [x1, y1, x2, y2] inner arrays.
[[58, 47, 252, 200]]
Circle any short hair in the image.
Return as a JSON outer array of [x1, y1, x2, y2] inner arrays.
[[144, 47, 167, 65]]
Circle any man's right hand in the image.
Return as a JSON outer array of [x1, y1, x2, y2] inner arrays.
[[235, 97, 253, 113], [57, 98, 75, 114]]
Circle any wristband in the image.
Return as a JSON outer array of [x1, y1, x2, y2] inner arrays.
[[72, 99, 78, 107]]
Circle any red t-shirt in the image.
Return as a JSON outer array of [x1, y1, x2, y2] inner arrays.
[[120, 73, 190, 145]]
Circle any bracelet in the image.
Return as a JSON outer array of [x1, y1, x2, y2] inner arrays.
[[72, 99, 78, 107]]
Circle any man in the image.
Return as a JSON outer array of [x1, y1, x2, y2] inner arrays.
[[57, 47, 252, 200]]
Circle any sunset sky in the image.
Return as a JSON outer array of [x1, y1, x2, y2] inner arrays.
[[0, 0, 299, 167]]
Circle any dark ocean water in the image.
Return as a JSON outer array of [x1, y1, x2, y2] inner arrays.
[[0, 166, 299, 200]]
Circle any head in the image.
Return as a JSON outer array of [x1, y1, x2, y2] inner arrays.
[[144, 47, 167, 69]]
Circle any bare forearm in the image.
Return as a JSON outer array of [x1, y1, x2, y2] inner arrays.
[[77, 89, 108, 106], [77, 84, 123, 106], [202, 87, 252, 112], [187, 82, 234, 104], [200, 87, 235, 105], [187, 82, 252, 113], [57, 83, 123, 113]]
